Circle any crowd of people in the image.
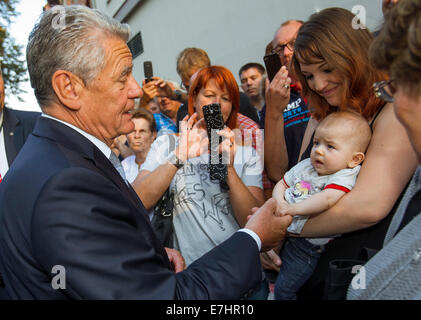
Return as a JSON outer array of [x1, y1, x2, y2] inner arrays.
[[0, 0, 419, 300]]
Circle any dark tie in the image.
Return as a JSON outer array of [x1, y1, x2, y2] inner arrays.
[[109, 152, 127, 183]]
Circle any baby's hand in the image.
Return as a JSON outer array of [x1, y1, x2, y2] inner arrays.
[[276, 202, 292, 216]]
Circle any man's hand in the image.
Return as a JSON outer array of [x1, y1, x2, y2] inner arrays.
[[245, 198, 292, 252], [155, 78, 175, 99], [165, 247, 186, 273], [142, 78, 159, 103]]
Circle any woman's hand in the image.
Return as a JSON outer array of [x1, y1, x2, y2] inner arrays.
[[164, 247, 186, 273], [176, 113, 208, 162], [217, 127, 236, 166], [265, 66, 292, 118], [260, 249, 282, 272]]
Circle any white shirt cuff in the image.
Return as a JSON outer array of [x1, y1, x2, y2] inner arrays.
[[238, 228, 262, 251]]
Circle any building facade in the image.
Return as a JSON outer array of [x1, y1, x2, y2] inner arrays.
[[92, 0, 383, 86]]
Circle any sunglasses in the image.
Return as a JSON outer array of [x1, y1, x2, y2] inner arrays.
[[373, 80, 396, 103]]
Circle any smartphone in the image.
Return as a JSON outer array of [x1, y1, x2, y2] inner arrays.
[[264, 53, 282, 82], [202, 103, 228, 186], [202, 103, 225, 140], [143, 61, 153, 83]]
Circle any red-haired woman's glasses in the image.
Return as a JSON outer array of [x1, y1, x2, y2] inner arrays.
[[373, 80, 396, 103]]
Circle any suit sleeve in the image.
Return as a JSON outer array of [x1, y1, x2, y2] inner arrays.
[[31, 168, 261, 299]]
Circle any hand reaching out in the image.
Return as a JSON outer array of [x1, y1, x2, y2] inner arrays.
[[176, 114, 208, 162], [141, 78, 159, 103], [276, 201, 294, 216], [245, 198, 292, 252]]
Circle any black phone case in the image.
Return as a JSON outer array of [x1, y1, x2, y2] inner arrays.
[[264, 53, 282, 82], [202, 104, 228, 189], [144, 61, 153, 83]]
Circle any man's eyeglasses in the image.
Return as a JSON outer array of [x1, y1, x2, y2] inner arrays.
[[180, 81, 189, 92], [271, 40, 295, 55], [373, 80, 396, 103]]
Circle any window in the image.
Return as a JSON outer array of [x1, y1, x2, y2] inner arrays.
[[127, 32, 144, 59]]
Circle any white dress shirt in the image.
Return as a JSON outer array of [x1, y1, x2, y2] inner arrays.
[[0, 110, 9, 178]]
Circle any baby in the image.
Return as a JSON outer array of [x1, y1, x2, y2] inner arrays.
[[272, 111, 372, 300]]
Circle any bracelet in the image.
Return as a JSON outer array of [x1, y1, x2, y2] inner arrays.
[[166, 151, 184, 169]]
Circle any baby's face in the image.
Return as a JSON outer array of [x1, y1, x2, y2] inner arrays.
[[310, 124, 358, 176]]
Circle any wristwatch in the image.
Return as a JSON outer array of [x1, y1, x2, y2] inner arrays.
[[167, 151, 184, 169], [173, 89, 183, 102]]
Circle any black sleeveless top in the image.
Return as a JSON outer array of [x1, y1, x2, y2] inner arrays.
[[301, 105, 385, 160], [297, 104, 408, 300]]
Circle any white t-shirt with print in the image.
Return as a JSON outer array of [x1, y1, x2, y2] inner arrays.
[[141, 134, 263, 265], [284, 158, 361, 245]]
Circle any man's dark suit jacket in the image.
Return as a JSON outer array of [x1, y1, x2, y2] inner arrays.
[[0, 117, 261, 299], [2, 107, 40, 166]]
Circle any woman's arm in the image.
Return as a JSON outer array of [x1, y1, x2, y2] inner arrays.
[[218, 128, 265, 227], [132, 164, 178, 210], [300, 103, 418, 237], [297, 117, 318, 163], [227, 166, 264, 227], [264, 68, 292, 182], [132, 114, 207, 210]]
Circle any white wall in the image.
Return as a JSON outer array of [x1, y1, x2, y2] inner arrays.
[[94, 0, 384, 86], [93, 0, 125, 16]]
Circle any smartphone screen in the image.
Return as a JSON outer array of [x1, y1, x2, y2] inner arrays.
[[264, 53, 282, 82]]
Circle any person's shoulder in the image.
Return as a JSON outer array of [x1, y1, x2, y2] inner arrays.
[[371, 102, 396, 131], [6, 107, 40, 120], [237, 113, 259, 130], [122, 154, 136, 166]]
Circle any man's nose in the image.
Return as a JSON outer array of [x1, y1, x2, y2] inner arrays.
[[128, 77, 142, 99], [283, 46, 293, 57]]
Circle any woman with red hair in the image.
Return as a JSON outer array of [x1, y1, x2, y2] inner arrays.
[[133, 66, 264, 269]]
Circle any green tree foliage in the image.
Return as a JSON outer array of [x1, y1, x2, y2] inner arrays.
[[0, 0, 27, 103]]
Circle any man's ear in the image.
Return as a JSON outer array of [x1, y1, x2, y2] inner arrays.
[[51, 70, 85, 111], [348, 152, 365, 168]]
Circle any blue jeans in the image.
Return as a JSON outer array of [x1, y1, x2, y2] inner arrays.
[[274, 237, 323, 300], [247, 277, 269, 300]]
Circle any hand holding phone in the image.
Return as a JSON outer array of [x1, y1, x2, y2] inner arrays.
[[143, 61, 153, 83], [264, 53, 282, 82], [202, 103, 229, 189], [202, 103, 225, 140]]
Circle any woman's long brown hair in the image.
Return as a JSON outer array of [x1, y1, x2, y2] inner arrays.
[[292, 7, 389, 121]]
